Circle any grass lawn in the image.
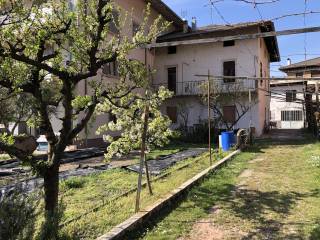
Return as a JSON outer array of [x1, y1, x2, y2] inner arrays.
[[58, 144, 222, 240], [129, 136, 320, 240]]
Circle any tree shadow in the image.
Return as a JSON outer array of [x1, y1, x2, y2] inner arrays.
[[125, 179, 320, 239], [225, 187, 320, 239]]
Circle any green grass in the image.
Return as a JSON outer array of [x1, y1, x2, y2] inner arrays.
[[130, 136, 320, 240], [127, 149, 257, 240], [58, 149, 225, 240]]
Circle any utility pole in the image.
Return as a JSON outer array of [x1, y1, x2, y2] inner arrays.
[[208, 70, 212, 165]]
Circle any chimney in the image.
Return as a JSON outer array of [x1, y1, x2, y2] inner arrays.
[[191, 17, 197, 31], [183, 20, 189, 33], [287, 58, 292, 66]]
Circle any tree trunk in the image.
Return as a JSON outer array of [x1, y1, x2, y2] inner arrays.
[[135, 105, 150, 212], [41, 156, 60, 240], [144, 153, 153, 195]]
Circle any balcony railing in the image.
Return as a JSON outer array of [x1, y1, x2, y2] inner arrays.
[[153, 79, 257, 96]]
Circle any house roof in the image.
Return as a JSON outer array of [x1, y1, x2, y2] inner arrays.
[[270, 80, 306, 87], [279, 57, 320, 72], [156, 21, 280, 62], [146, 0, 185, 30]]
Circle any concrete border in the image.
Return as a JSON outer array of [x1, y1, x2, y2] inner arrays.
[[96, 149, 241, 240]]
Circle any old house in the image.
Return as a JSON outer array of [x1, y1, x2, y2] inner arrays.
[[153, 21, 280, 136]]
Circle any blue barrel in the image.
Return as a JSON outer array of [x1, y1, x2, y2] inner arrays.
[[221, 131, 235, 151]]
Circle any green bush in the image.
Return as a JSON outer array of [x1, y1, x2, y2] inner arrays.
[[0, 186, 40, 240], [61, 178, 86, 190]]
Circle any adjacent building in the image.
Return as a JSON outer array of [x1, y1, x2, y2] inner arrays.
[[270, 80, 306, 129], [279, 57, 320, 132]]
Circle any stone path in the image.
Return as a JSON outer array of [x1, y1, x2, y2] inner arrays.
[[126, 148, 207, 175]]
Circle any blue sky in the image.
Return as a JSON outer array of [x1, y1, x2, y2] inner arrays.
[[162, 0, 320, 76]]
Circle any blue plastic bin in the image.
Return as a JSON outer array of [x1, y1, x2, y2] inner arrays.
[[221, 131, 235, 151]]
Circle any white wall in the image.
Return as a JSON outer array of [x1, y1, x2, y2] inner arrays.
[[270, 84, 305, 129], [154, 38, 270, 136]]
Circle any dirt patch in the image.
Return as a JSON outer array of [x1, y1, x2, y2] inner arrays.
[[178, 221, 225, 240], [238, 169, 253, 178], [249, 157, 264, 164]]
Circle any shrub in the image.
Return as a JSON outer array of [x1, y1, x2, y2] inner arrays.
[[61, 178, 86, 190], [0, 185, 40, 240]]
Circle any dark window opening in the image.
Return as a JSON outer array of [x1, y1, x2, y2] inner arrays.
[[223, 40, 235, 47], [109, 113, 117, 123], [260, 62, 263, 86], [102, 61, 119, 77], [167, 67, 177, 94], [286, 90, 297, 102], [168, 46, 177, 54], [296, 72, 303, 78], [132, 21, 140, 36], [223, 106, 236, 123], [167, 106, 177, 123], [223, 61, 235, 83]]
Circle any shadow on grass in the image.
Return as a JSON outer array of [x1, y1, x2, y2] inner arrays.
[[125, 173, 320, 239]]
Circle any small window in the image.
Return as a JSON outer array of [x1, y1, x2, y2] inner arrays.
[[296, 72, 303, 78], [223, 40, 235, 47], [260, 62, 263, 86], [168, 46, 177, 54], [167, 106, 177, 123], [132, 21, 140, 36], [223, 61, 235, 83], [102, 61, 119, 77], [109, 112, 117, 123], [223, 106, 236, 123], [286, 90, 297, 102]]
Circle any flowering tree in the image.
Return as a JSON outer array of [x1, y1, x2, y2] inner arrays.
[[0, 0, 168, 237], [97, 83, 173, 211]]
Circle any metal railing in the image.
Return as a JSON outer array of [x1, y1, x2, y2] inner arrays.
[[153, 79, 257, 96]]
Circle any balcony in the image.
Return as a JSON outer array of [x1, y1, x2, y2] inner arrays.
[[153, 79, 257, 96]]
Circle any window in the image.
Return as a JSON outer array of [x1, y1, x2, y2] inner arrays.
[[109, 10, 119, 34], [109, 113, 117, 123], [167, 67, 177, 94], [132, 21, 140, 36], [281, 111, 302, 121], [223, 61, 235, 83], [223, 106, 236, 123], [102, 61, 119, 76], [167, 106, 177, 123], [296, 72, 303, 78], [223, 40, 235, 47], [260, 62, 263, 86], [286, 90, 297, 102], [168, 46, 177, 54]]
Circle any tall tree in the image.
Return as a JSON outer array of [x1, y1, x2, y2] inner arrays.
[[0, 0, 168, 238]]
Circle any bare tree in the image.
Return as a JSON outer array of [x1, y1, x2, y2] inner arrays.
[[201, 79, 258, 130]]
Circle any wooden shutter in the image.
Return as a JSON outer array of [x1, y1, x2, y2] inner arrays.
[[223, 106, 236, 123], [167, 106, 177, 123]]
